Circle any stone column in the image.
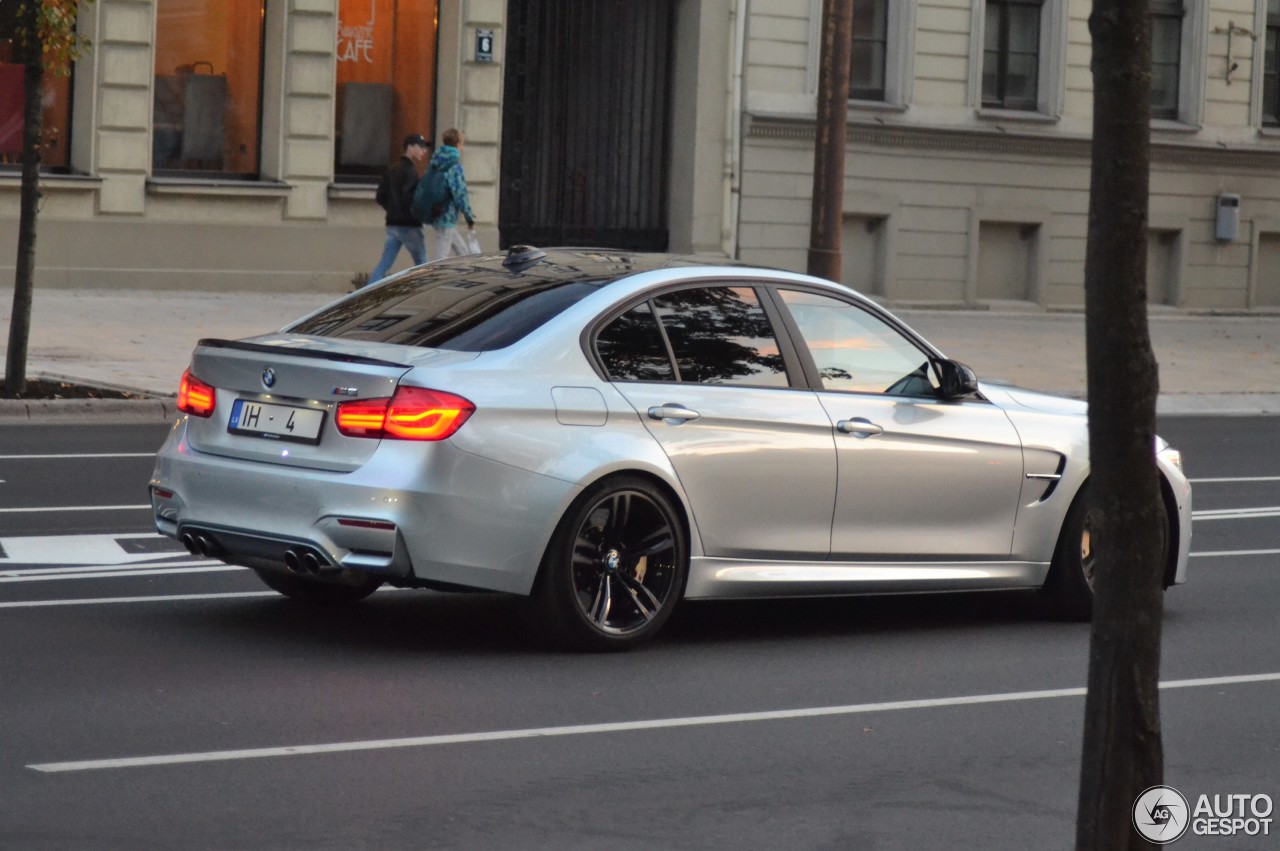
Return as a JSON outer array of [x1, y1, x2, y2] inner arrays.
[[93, 0, 153, 214], [261, 0, 338, 220]]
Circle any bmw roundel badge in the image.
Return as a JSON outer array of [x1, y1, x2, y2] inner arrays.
[[262, 367, 276, 388]]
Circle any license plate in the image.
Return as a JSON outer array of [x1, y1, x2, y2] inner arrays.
[[228, 399, 325, 444]]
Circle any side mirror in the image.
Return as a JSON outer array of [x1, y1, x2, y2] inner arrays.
[[934, 358, 978, 399]]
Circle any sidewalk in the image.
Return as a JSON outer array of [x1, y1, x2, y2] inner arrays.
[[1, 287, 1278, 419]]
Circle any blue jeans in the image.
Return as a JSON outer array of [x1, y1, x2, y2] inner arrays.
[[370, 225, 427, 284]]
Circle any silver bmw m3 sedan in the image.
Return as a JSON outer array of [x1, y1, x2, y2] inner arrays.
[[150, 247, 1191, 650]]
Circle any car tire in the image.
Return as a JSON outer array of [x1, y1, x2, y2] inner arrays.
[[253, 568, 383, 603], [1044, 482, 1100, 621], [530, 476, 688, 651]]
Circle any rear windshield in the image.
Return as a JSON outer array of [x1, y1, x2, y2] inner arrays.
[[288, 267, 605, 351]]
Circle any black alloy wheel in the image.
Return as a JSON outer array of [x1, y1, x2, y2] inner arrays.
[[533, 476, 688, 650], [1046, 487, 1097, 621]]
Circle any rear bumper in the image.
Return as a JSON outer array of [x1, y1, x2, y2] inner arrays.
[[150, 421, 578, 594]]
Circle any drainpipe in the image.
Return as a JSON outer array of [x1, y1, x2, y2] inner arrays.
[[722, 0, 748, 259]]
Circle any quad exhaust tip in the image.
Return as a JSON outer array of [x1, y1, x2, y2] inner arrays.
[[283, 549, 326, 576], [180, 532, 220, 559]]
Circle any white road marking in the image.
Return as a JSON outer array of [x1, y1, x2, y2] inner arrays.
[[0, 565, 242, 582], [1190, 476, 1280, 484], [0, 587, 406, 609], [0, 591, 277, 609], [27, 671, 1280, 774], [0, 453, 156, 460], [0, 533, 185, 565], [1192, 506, 1280, 521], [0, 560, 223, 578], [1191, 548, 1280, 558], [0, 505, 151, 514]]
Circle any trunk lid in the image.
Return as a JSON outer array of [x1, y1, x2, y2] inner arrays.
[[184, 335, 479, 471]]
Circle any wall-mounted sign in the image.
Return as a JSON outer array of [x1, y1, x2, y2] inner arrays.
[[476, 29, 494, 63]]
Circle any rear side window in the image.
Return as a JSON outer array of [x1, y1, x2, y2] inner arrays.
[[594, 286, 788, 387], [653, 286, 787, 387], [596, 303, 676, 382]]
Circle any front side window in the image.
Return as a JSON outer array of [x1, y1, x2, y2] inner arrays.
[[335, 0, 439, 180], [851, 0, 889, 101], [1264, 0, 1280, 125], [651, 287, 788, 387], [0, 3, 73, 170], [982, 0, 1041, 110], [779, 289, 935, 397], [152, 0, 266, 176], [1151, 0, 1184, 120]]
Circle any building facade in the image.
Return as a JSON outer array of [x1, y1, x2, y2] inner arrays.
[[3, 0, 1280, 309], [740, 0, 1280, 309]]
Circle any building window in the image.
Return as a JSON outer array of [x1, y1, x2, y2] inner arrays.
[[1151, 0, 1184, 120], [335, 0, 439, 180], [982, 0, 1042, 110], [0, 4, 73, 170], [1265, 0, 1280, 125], [851, 0, 888, 101], [152, 0, 266, 176]]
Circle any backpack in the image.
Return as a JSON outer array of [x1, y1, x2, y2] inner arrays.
[[412, 163, 451, 223]]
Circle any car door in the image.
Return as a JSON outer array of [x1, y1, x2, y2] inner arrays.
[[594, 284, 837, 560], [773, 287, 1023, 561]]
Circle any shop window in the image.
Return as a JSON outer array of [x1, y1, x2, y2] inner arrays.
[[152, 0, 265, 176], [335, 0, 438, 180], [0, 4, 73, 171]]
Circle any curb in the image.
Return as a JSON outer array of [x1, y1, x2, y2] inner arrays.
[[0, 398, 179, 424]]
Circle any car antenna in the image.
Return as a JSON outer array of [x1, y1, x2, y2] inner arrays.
[[503, 245, 547, 273]]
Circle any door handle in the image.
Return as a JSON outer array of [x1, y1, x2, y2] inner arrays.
[[837, 417, 883, 437], [648, 404, 701, 422]]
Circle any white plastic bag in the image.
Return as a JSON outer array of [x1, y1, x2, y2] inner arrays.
[[465, 230, 481, 255]]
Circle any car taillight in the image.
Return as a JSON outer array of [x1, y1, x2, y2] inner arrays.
[[336, 386, 474, 441], [177, 369, 216, 417]]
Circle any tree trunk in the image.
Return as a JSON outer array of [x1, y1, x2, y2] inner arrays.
[[5, 0, 44, 395], [1075, 0, 1167, 847], [806, 0, 852, 282]]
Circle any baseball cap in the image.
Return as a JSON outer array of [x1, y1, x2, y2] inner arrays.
[[403, 133, 429, 148]]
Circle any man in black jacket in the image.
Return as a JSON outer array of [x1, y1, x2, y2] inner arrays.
[[368, 134, 430, 285]]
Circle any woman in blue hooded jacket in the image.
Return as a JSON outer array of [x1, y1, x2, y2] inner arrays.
[[426, 128, 476, 258]]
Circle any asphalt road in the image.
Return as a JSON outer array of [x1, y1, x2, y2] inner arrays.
[[0, 417, 1276, 850]]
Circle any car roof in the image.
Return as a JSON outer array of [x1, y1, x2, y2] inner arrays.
[[417, 246, 765, 288], [285, 248, 778, 352]]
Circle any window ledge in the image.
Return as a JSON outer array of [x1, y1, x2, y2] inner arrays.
[[1151, 120, 1201, 134], [848, 100, 909, 115], [146, 176, 291, 197], [1256, 126, 1280, 139], [328, 182, 379, 199], [975, 108, 1060, 125], [0, 171, 101, 191]]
